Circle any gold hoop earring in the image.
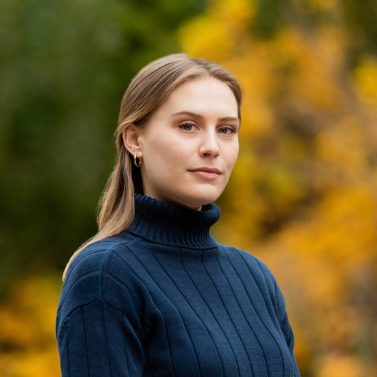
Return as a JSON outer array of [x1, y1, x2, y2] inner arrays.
[[133, 153, 142, 168]]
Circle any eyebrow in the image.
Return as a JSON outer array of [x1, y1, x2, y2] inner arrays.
[[170, 110, 241, 126]]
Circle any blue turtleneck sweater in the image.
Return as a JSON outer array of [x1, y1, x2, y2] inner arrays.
[[56, 194, 301, 377]]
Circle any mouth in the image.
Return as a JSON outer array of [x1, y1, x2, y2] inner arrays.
[[189, 167, 221, 180], [189, 167, 221, 174]]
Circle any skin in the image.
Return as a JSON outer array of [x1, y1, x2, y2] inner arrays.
[[122, 77, 240, 211]]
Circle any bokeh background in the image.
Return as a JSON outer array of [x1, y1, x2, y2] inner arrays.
[[1, 0, 377, 375]]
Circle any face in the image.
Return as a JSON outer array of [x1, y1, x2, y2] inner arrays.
[[124, 77, 240, 211]]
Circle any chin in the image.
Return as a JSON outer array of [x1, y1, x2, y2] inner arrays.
[[186, 187, 223, 206]]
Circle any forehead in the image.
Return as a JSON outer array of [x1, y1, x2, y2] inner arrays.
[[154, 77, 239, 119]]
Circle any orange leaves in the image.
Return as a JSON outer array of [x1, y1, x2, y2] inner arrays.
[[307, 0, 339, 12], [354, 57, 377, 105], [316, 354, 364, 377], [178, 0, 256, 60], [315, 120, 368, 174], [1, 349, 61, 377], [273, 25, 345, 111], [0, 275, 61, 377], [179, 0, 377, 374]]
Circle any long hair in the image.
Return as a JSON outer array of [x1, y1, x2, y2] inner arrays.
[[62, 53, 243, 281]]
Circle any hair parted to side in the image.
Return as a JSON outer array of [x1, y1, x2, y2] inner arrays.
[[62, 53, 243, 281]]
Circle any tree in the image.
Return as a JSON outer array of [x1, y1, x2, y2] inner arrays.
[[178, 0, 377, 375], [0, 0, 205, 297]]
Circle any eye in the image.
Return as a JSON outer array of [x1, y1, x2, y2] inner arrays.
[[178, 122, 198, 131], [218, 126, 238, 135]]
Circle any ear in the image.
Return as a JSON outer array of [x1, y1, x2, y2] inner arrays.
[[122, 124, 142, 157]]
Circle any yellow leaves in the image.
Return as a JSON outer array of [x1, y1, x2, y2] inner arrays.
[[178, 14, 233, 61], [280, 185, 377, 263], [215, 150, 265, 248], [178, 0, 256, 60], [269, 24, 346, 111], [316, 26, 345, 70], [264, 165, 305, 213], [315, 118, 368, 178], [0, 275, 62, 377], [321, 187, 377, 262], [224, 47, 277, 139], [211, 0, 256, 29], [179, 0, 377, 373], [307, 0, 339, 12], [0, 275, 59, 346], [317, 354, 363, 377], [354, 57, 377, 105], [254, 183, 377, 373], [276, 26, 344, 110], [267, 184, 377, 321], [1, 349, 61, 377]]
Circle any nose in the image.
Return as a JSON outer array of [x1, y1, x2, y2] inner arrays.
[[198, 129, 220, 157]]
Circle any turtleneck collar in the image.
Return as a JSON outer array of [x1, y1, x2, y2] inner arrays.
[[125, 193, 221, 249]]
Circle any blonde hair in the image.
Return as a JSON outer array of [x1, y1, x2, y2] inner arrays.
[[62, 53, 243, 281]]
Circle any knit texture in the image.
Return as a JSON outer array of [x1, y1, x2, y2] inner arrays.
[[56, 193, 301, 377]]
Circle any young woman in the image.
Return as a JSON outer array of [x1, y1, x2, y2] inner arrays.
[[56, 54, 301, 377]]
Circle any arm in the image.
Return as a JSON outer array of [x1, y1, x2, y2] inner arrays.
[[254, 257, 301, 376], [56, 300, 145, 377], [274, 280, 301, 377], [56, 243, 147, 377]]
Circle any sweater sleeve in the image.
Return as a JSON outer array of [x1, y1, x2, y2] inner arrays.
[[255, 257, 301, 376], [56, 300, 145, 377], [274, 280, 301, 377], [56, 242, 147, 377]]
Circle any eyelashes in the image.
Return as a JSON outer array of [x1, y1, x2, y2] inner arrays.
[[178, 122, 238, 135], [220, 127, 239, 135], [178, 123, 199, 132]]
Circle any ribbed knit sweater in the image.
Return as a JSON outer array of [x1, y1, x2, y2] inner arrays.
[[56, 193, 301, 377]]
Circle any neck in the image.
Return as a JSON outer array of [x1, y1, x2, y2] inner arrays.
[[143, 192, 203, 211], [125, 193, 221, 249]]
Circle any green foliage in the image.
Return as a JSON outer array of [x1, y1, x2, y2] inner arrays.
[[252, 0, 288, 38], [0, 0, 205, 298], [2, 0, 377, 374]]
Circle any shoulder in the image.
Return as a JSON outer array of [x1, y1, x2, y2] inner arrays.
[[57, 232, 146, 323], [219, 244, 277, 285], [61, 232, 136, 290], [219, 244, 286, 319]]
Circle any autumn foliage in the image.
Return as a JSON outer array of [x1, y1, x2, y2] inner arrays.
[[1, 0, 377, 376], [0, 276, 61, 377], [179, 0, 377, 375]]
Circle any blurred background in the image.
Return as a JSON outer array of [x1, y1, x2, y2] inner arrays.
[[1, 0, 377, 375]]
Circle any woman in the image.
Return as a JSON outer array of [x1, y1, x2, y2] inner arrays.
[[56, 54, 301, 377]]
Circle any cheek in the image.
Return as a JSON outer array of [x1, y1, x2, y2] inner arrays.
[[225, 142, 239, 168], [145, 133, 189, 172]]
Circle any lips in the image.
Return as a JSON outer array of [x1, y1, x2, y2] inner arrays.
[[189, 167, 221, 174], [189, 167, 222, 180]]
